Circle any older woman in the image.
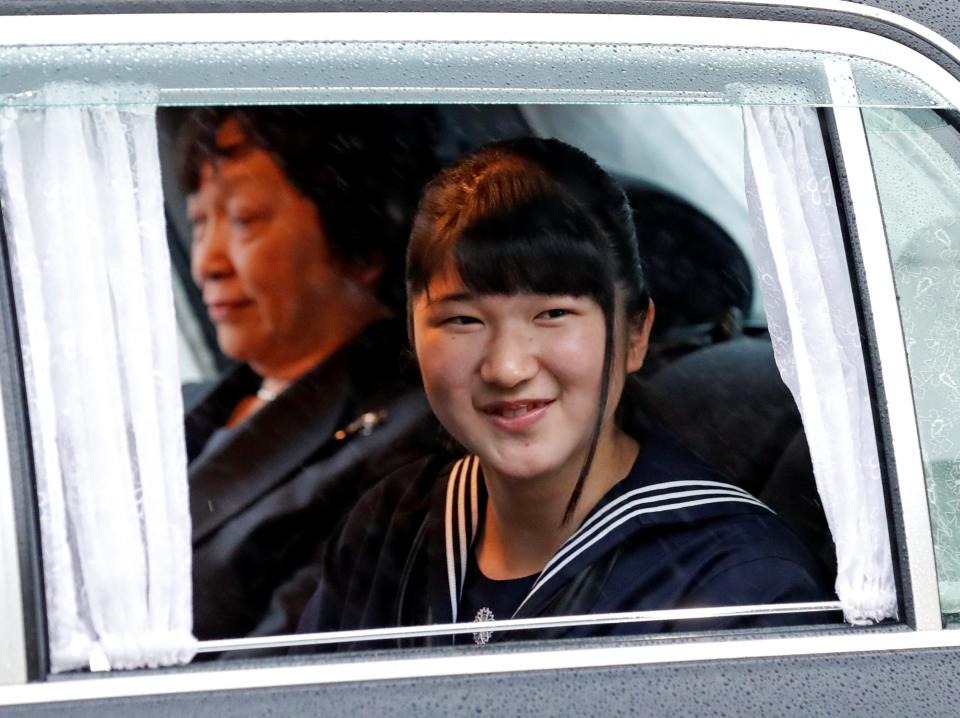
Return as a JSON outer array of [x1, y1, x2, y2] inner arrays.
[[177, 106, 440, 641]]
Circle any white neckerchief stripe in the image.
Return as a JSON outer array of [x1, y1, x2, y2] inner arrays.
[[456, 457, 470, 601], [543, 485, 760, 577], [444, 458, 464, 623], [573, 479, 754, 544], [517, 495, 767, 613]]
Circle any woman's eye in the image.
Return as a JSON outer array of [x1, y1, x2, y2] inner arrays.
[[231, 212, 267, 228], [228, 205, 271, 228], [443, 315, 482, 326], [190, 218, 207, 241], [538, 308, 570, 320]]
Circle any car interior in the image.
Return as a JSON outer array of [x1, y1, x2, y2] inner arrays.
[[158, 101, 838, 636]]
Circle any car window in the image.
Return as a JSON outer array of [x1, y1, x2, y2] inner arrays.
[[4, 97, 880, 665], [0, 11, 951, 686], [866, 107, 960, 621], [161, 102, 848, 656]]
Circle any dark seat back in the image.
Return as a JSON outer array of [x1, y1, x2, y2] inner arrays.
[[637, 337, 836, 582]]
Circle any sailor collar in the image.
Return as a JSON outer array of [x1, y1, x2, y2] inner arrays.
[[440, 443, 773, 626]]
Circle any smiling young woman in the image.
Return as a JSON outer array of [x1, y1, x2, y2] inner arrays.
[[411, 276, 651, 579], [297, 137, 835, 648]]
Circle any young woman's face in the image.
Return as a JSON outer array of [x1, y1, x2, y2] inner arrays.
[[412, 269, 652, 483]]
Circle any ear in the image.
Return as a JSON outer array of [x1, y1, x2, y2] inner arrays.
[[625, 300, 655, 373]]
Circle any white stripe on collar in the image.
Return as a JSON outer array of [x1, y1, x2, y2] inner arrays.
[[445, 461, 769, 625], [516, 491, 768, 615], [457, 460, 468, 604], [545, 481, 760, 578], [444, 458, 464, 623], [469, 457, 480, 550], [572, 479, 755, 550], [445, 455, 482, 623]]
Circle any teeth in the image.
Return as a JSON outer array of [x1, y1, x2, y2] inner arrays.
[[498, 402, 544, 418]]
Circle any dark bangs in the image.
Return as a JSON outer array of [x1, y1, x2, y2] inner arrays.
[[453, 194, 616, 311], [408, 152, 618, 316]]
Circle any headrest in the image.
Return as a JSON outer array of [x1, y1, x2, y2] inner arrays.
[[637, 336, 802, 496], [623, 182, 753, 339]]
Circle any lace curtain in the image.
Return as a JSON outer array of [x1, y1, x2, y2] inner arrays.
[[0, 86, 195, 671], [742, 105, 897, 624]]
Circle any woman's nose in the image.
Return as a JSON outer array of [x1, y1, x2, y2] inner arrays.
[[190, 215, 233, 286], [479, 328, 538, 388]]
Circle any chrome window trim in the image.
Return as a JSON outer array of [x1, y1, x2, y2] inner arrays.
[[825, 62, 943, 631], [0, 8, 951, 82], [0, 6, 957, 701], [5, 624, 960, 707], [197, 602, 843, 654], [711, 0, 960, 68]]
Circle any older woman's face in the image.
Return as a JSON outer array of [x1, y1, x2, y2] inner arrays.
[[187, 119, 363, 373]]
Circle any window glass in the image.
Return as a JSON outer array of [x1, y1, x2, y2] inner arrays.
[[150, 101, 867, 658], [866, 107, 960, 620], [2, 97, 886, 666]]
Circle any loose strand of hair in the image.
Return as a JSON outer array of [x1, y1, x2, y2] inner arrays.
[[561, 300, 615, 526]]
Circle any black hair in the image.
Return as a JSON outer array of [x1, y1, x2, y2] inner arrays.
[[406, 137, 650, 523], [176, 105, 438, 312]]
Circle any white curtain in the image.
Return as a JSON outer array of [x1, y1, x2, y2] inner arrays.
[[743, 105, 897, 624], [0, 85, 195, 671]]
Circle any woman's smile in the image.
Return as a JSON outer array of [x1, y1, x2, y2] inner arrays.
[[480, 398, 555, 432]]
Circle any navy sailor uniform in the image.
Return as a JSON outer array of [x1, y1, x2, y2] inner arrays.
[[297, 432, 836, 649]]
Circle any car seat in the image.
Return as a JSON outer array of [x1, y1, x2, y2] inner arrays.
[[623, 182, 837, 583]]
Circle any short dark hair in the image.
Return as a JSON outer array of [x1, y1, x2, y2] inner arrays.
[[406, 137, 650, 522], [176, 105, 438, 311]]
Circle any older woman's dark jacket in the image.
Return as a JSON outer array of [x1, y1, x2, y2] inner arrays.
[[187, 321, 440, 641]]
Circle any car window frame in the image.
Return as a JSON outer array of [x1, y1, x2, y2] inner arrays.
[[0, 4, 956, 706]]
